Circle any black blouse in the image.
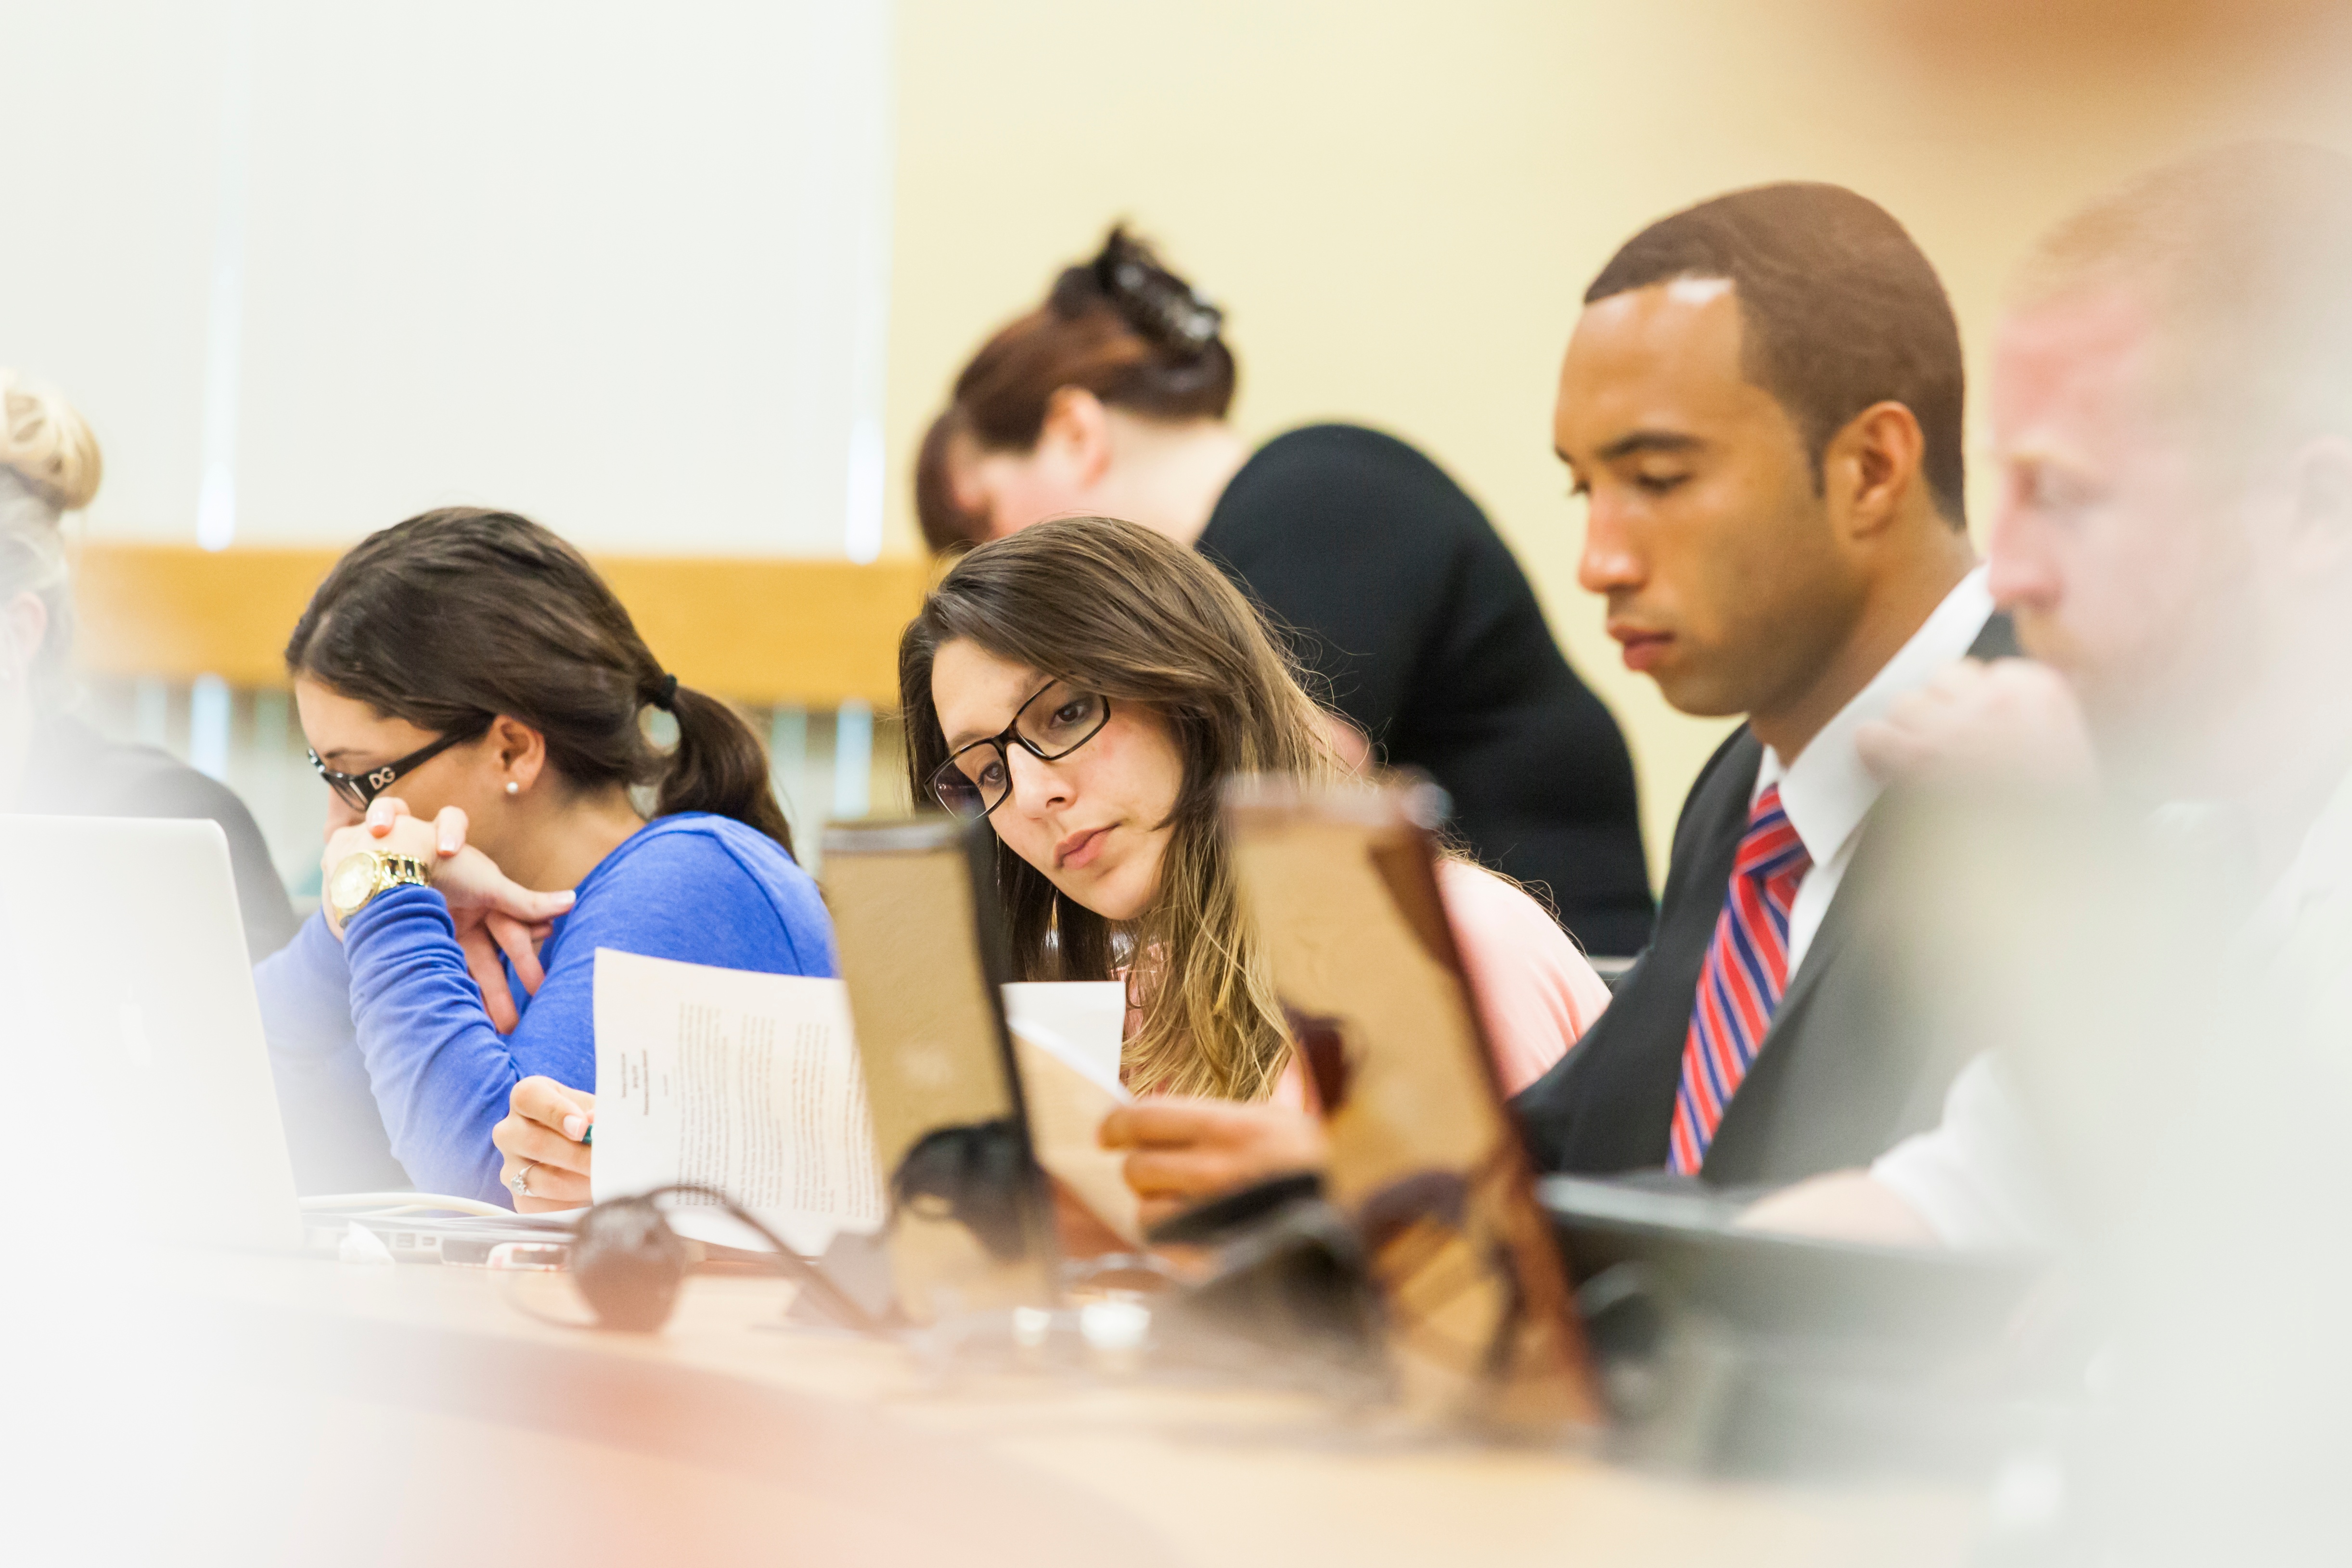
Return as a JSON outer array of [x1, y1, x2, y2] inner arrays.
[[1198, 424, 1654, 956]]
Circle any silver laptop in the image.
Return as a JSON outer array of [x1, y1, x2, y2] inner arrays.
[[0, 815, 303, 1250]]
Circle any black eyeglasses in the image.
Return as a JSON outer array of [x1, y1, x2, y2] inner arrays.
[[928, 680, 1113, 820], [308, 725, 486, 813]]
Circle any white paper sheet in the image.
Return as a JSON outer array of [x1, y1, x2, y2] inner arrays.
[[1002, 981, 1127, 1087], [1002, 981, 1139, 1243], [591, 948, 886, 1256]]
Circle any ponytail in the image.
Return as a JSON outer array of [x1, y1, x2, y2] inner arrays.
[[289, 507, 795, 859], [655, 682, 795, 856]]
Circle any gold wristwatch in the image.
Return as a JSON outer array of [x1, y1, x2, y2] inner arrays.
[[327, 850, 434, 923]]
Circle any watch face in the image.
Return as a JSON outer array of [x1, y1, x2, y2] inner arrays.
[[329, 853, 379, 916]]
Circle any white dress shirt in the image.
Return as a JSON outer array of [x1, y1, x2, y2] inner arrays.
[[1752, 566, 1996, 975]]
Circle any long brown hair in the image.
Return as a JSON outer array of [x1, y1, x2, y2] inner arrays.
[[287, 506, 794, 856], [915, 227, 1237, 553], [900, 516, 1335, 1099]]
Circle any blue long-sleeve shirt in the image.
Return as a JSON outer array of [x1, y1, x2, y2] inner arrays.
[[255, 813, 835, 1204]]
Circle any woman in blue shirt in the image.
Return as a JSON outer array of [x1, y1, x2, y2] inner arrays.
[[256, 506, 833, 1207]]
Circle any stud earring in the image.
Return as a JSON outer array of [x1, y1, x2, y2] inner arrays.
[[506, 781, 520, 796]]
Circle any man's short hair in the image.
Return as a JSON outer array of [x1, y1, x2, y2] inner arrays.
[[2015, 141, 2352, 464], [1586, 182, 1967, 527]]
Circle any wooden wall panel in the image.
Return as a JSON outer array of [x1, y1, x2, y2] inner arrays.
[[69, 543, 932, 707]]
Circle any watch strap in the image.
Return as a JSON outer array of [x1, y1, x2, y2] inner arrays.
[[375, 853, 434, 895], [335, 850, 436, 920]]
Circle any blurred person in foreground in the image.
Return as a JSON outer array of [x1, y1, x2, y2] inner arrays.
[[917, 227, 1654, 957], [1747, 144, 2352, 1255], [1739, 142, 2352, 1568], [0, 370, 296, 958], [1106, 184, 2015, 1212]]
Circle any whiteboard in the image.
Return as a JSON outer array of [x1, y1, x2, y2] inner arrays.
[[0, 0, 894, 560]]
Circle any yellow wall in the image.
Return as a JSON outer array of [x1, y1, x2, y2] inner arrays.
[[885, 0, 2352, 883]]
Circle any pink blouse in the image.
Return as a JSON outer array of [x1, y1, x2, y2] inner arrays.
[[1265, 859, 1613, 1108]]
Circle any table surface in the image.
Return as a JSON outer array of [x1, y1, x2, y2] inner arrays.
[[116, 1248, 1978, 1568]]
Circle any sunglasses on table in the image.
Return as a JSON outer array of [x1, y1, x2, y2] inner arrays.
[[308, 724, 488, 814], [928, 680, 1113, 821]]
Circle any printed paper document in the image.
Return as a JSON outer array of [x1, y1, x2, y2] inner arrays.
[[592, 949, 885, 1254]]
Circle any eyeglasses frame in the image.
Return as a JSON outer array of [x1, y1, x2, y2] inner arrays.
[[927, 680, 1114, 821], [308, 724, 488, 814]]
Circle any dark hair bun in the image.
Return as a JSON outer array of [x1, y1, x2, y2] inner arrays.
[[1051, 226, 1224, 360], [918, 227, 1239, 553]]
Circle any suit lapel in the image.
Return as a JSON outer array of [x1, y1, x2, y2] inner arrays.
[[1968, 609, 2020, 661], [1513, 727, 1761, 1173], [1755, 609, 2013, 1052], [1699, 608, 2017, 1177], [1697, 778, 1889, 1178], [1731, 816, 1874, 1079]]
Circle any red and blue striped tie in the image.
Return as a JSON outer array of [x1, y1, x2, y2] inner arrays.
[[1667, 784, 1811, 1175]]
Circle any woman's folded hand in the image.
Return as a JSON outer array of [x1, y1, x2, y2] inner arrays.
[[322, 796, 576, 1031]]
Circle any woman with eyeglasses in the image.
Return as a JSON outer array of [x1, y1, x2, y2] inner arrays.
[[253, 507, 833, 1203], [916, 227, 1656, 959], [899, 515, 1611, 1226]]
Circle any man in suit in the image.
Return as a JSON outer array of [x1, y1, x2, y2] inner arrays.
[[1105, 182, 2006, 1211], [1515, 182, 2004, 1184]]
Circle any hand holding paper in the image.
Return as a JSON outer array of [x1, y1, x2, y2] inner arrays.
[[1099, 1098, 1329, 1231]]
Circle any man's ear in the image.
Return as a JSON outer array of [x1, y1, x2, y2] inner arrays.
[[1823, 400, 1929, 541], [489, 715, 549, 792], [1038, 386, 1115, 487], [2284, 435, 2352, 580], [0, 592, 50, 687]]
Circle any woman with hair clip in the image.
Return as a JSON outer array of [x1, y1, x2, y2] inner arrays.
[[0, 370, 297, 958], [895, 515, 1611, 1226], [916, 228, 1656, 957], [255, 507, 833, 1206]]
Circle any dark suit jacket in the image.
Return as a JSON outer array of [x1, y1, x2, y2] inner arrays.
[[1513, 612, 2019, 1185]]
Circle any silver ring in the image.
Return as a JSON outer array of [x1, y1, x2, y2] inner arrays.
[[512, 1161, 535, 1197]]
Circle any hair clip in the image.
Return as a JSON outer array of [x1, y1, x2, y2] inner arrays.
[[1092, 228, 1223, 357]]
